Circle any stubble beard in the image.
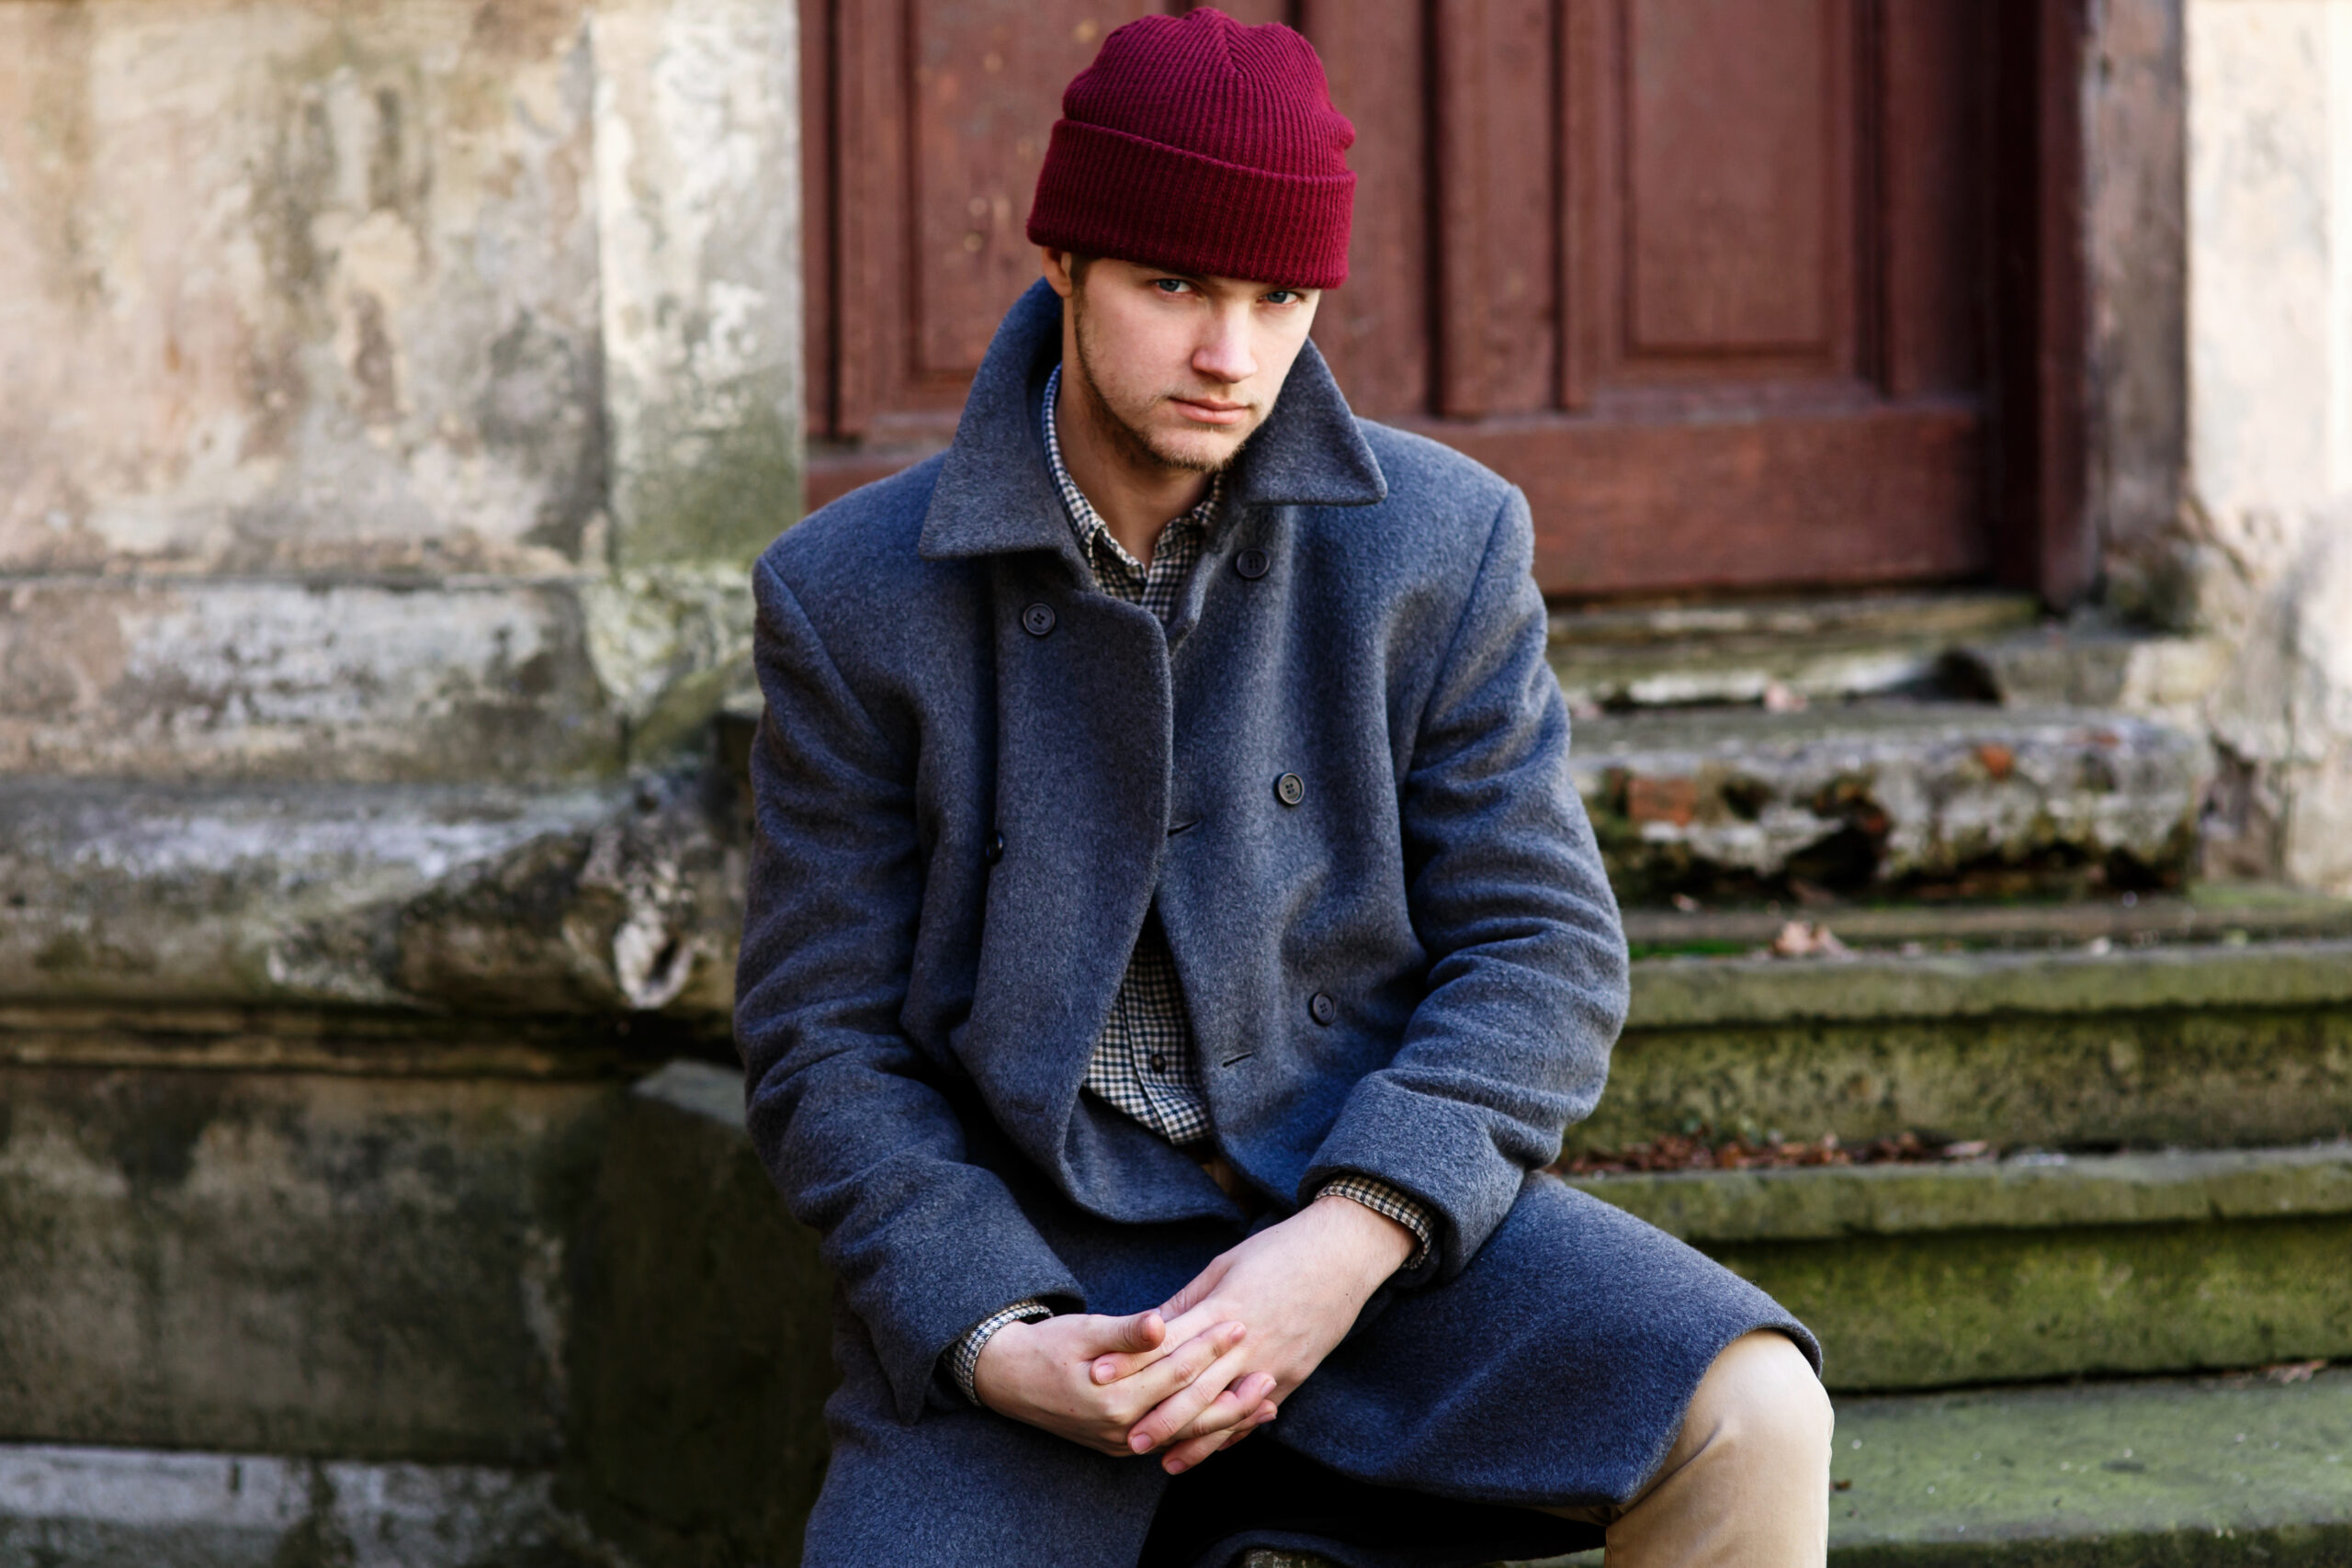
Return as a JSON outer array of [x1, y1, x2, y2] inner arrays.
[[1069, 294, 1245, 479]]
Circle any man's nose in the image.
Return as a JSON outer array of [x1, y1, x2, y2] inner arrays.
[[1192, 310, 1258, 386]]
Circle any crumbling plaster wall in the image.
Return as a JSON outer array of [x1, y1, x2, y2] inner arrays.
[[2149, 0, 2352, 892], [0, 0, 800, 784]]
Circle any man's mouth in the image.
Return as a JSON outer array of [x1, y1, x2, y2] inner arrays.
[[1168, 396, 1250, 428]]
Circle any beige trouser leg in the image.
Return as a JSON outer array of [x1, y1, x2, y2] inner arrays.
[[1543, 1329, 1834, 1568]]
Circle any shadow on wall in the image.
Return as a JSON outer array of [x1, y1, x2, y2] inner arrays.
[[565, 1062, 837, 1568]]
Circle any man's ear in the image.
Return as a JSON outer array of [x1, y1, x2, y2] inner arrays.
[[1042, 247, 1078, 299]]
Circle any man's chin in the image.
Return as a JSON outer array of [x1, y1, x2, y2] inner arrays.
[[1144, 424, 1251, 476]]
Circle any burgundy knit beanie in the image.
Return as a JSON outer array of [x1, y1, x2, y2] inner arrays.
[[1025, 7, 1355, 289]]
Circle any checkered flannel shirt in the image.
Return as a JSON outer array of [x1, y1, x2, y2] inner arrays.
[[941, 367, 1437, 1404]]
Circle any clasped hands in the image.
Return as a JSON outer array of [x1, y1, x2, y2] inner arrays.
[[970, 1192, 1416, 1474]]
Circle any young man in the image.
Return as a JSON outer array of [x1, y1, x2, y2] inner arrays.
[[737, 11, 1831, 1565]]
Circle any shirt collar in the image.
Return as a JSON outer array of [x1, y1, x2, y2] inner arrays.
[[1041, 363, 1222, 576]]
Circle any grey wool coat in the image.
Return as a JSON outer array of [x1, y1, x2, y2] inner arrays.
[[736, 279, 1816, 1568]]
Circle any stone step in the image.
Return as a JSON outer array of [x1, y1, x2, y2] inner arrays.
[[1566, 1142, 2352, 1391], [28, 1055, 2311, 1564], [0, 772, 741, 1020], [574, 1066, 2352, 1557], [1950, 614, 2229, 716], [1547, 590, 2040, 712], [1586, 933, 2352, 1154], [1570, 701, 2209, 904], [1623, 879, 2352, 953], [0, 1444, 588, 1568], [1245, 1367, 2352, 1568]]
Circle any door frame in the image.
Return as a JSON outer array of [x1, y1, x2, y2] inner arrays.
[[1989, 0, 2091, 606]]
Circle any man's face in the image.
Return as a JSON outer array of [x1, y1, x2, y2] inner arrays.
[[1045, 253, 1322, 477]]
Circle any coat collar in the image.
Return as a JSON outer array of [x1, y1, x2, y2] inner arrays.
[[918, 278, 1387, 561]]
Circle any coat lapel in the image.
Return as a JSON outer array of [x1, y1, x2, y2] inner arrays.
[[919, 281, 1080, 569]]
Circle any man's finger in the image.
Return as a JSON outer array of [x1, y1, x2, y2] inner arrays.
[[1127, 1344, 1251, 1453], [1114, 1320, 1243, 1412], [1159, 1427, 1227, 1474], [1171, 1371, 1277, 1443], [1114, 1303, 1222, 1377], [1162, 1405, 1274, 1475], [1091, 1310, 1213, 1385]]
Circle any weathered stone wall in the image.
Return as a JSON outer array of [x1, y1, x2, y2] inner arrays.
[[0, 0, 799, 783], [2117, 0, 2352, 893], [0, 0, 803, 1531], [0, 1062, 615, 1463]]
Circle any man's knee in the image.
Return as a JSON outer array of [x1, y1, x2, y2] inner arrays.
[[1687, 1329, 1833, 1468]]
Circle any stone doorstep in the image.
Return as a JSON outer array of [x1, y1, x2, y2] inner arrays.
[[1623, 881, 2352, 953], [1574, 702, 2209, 900], [1566, 1145, 2352, 1393], [0, 1444, 597, 1568], [1586, 939, 2352, 1169], [1552, 637, 1956, 714], [1563, 1141, 2352, 1247], [1623, 933, 2352, 1031], [1243, 1369, 2352, 1568], [1548, 592, 2041, 650], [1953, 617, 2235, 716]]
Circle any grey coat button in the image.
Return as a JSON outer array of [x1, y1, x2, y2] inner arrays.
[[1235, 547, 1270, 580], [984, 831, 1005, 864], [1275, 772, 1306, 807], [1021, 603, 1056, 637], [1308, 991, 1338, 1026]]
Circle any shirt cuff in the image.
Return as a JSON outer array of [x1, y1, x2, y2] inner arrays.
[[1317, 1173, 1437, 1272], [946, 1298, 1057, 1405]]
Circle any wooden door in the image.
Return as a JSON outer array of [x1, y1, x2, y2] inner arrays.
[[801, 0, 2078, 602]]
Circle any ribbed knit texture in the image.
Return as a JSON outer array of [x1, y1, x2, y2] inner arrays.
[[1026, 7, 1355, 288]]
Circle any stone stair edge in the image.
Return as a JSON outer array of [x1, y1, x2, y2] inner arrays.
[[1623, 882, 2352, 951], [9, 938, 2345, 1071], [632, 1062, 2352, 1250], [1569, 698, 2200, 750], [1564, 1140, 2352, 1245], [0, 771, 743, 1020], [1624, 937, 2352, 1030], [1547, 589, 2041, 649], [0, 1442, 595, 1568]]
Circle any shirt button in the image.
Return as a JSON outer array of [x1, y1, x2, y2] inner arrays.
[[984, 831, 1005, 864], [1275, 773, 1306, 807], [1309, 991, 1338, 1026], [1150, 1055, 1169, 1072], [1022, 603, 1056, 637], [1234, 547, 1270, 580]]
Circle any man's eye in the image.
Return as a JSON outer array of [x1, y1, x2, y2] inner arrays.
[[1153, 278, 1191, 295], [1262, 290, 1300, 306]]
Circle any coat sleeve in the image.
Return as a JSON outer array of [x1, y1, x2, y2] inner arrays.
[[1300, 486, 1629, 1280], [735, 556, 1082, 1422]]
